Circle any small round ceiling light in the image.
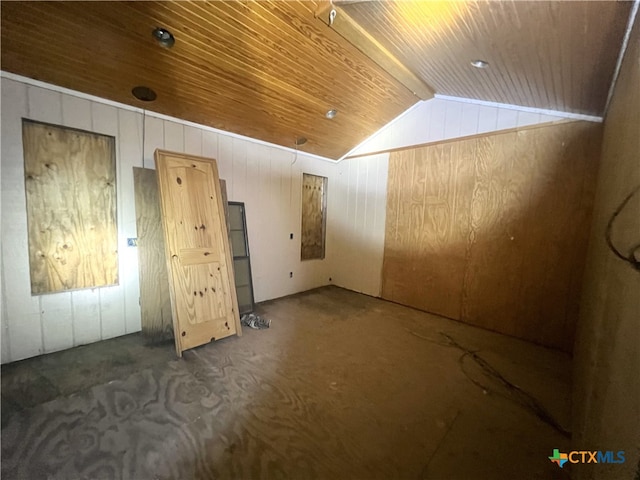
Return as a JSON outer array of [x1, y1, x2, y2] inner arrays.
[[152, 27, 175, 48], [295, 137, 308, 146], [471, 59, 489, 69], [132, 86, 157, 102], [325, 109, 338, 119]]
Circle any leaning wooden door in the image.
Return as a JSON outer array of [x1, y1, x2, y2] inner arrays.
[[155, 149, 241, 356]]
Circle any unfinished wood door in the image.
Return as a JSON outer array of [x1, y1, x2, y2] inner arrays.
[[155, 150, 241, 356]]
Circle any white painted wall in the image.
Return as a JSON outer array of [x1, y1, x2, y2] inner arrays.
[[1, 76, 337, 363], [329, 153, 389, 297], [347, 97, 574, 158]]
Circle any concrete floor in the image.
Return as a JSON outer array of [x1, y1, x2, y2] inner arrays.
[[1, 286, 572, 479]]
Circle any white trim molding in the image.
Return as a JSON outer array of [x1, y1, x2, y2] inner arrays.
[[434, 95, 603, 123]]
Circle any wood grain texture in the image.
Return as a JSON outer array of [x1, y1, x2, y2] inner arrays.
[[1, 1, 418, 159], [133, 167, 173, 343], [301, 173, 327, 260], [382, 121, 602, 351], [341, 1, 631, 116], [318, 2, 434, 100], [461, 132, 529, 334], [155, 150, 240, 357], [382, 140, 476, 319], [0, 287, 573, 480], [22, 120, 118, 294]]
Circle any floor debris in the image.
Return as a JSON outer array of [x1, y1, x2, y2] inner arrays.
[[241, 313, 271, 329]]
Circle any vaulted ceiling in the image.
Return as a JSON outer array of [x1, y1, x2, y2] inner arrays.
[[1, 1, 633, 160]]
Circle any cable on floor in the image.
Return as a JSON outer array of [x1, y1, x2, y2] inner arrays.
[[406, 329, 571, 438]]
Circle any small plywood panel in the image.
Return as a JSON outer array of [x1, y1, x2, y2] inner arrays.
[[22, 120, 118, 294], [155, 150, 241, 356], [301, 173, 327, 260], [133, 167, 173, 342]]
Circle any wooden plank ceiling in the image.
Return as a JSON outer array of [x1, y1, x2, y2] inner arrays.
[[1, 1, 632, 159], [0, 1, 419, 160], [337, 0, 632, 117]]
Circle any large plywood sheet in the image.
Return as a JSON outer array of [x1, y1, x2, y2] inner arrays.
[[155, 150, 241, 356], [22, 120, 118, 294], [133, 167, 173, 342], [382, 121, 602, 351]]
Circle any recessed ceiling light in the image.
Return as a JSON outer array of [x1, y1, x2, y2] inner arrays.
[[471, 59, 489, 69], [152, 27, 175, 48], [132, 86, 157, 102], [325, 109, 338, 119], [295, 137, 308, 146]]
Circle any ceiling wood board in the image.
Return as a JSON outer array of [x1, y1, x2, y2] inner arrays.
[[340, 1, 632, 116], [316, 2, 435, 100], [1, 1, 418, 159]]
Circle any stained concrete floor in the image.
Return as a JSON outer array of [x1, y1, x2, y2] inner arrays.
[[1, 286, 572, 479]]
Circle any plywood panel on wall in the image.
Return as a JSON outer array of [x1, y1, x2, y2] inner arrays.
[[133, 167, 173, 342], [301, 173, 327, 260], [155, 149, 241, 357], [383, 140, 477, 319], [382, 121, 602, 351], [22, 120, 118, 294]]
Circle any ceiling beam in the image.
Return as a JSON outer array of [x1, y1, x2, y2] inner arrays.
[[314, 1, 435, 101]]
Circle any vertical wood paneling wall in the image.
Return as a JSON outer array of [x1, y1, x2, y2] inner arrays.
[[382, 121, 602, 352], [329, 153, 389, 297], [348, 98, 567, 157], [1, 76, 335, 363]]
